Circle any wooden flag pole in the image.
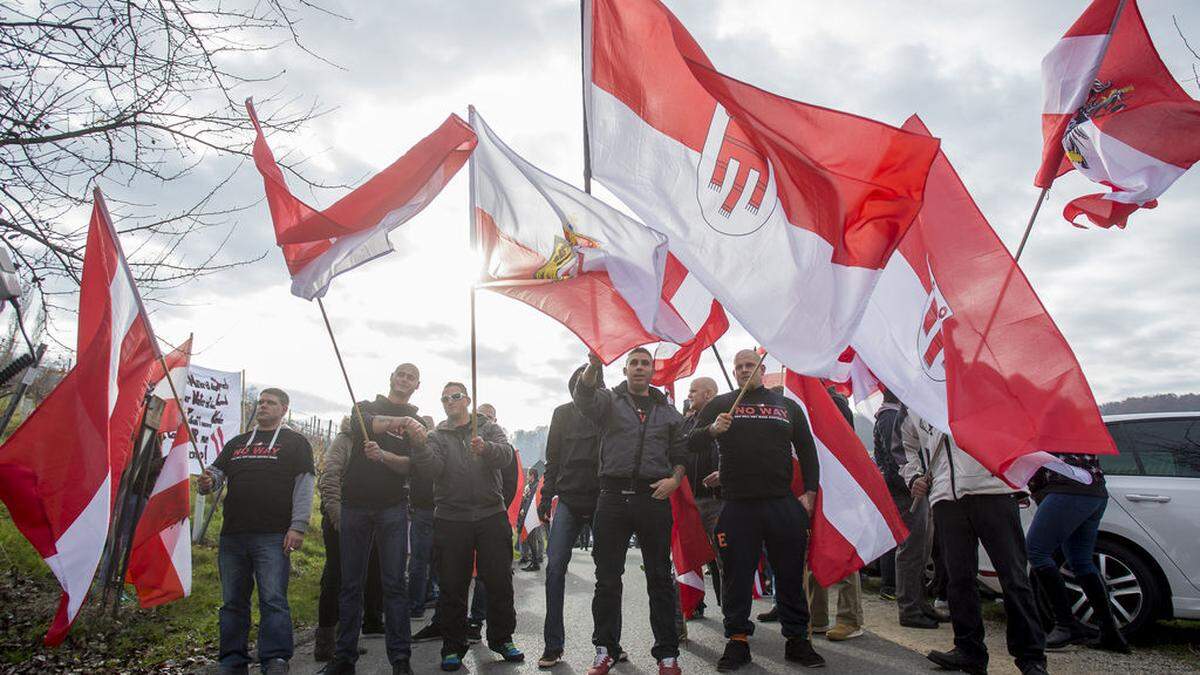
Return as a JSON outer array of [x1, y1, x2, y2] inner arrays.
[[470, 286, 479, 439], [1013, 187, 1050, 263], [709, 344, 735, 392], [315, 297, 372, 441], [728, 350, 768, 414]]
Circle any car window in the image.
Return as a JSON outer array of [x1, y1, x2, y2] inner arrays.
[[1101, 423, 1142, 476], [1114, 419, 1200, 478]]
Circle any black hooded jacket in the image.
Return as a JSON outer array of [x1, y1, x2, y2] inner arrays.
[[541, 367, 602, 517]]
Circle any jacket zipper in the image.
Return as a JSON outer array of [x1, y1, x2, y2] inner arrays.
[[943, 436, 958, 501], [628, 394, 651, 492]]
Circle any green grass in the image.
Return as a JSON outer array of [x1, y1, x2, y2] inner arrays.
[[0, 481, 326, 671]]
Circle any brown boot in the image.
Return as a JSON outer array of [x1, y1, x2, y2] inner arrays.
[[314, 626, 335, 662]]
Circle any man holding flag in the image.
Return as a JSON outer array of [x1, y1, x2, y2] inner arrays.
[[690, 350, 823, 670]]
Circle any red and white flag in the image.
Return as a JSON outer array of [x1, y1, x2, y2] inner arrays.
[[856, 116, 1117, 486], [125, 338, 194, 607], [651, 258, 729, 386], [0, 191, 159, 644], [520, 476, 545, 542], [248, 99, 476, 298], [1037, 0, 1200, 228], [470, 108, 706, 363], [507, 451, 525, 530], [669, 478, 715, 620], [585, 0, 939, 375], [783, 371, 907, 587]]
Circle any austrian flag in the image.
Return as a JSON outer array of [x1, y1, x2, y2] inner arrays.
[[1037, 0, 1200, 228]]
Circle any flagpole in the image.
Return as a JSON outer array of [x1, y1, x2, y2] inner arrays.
[[709, 344, 735, 391], [156, 334, 204, 472], [580, 0, 592, 194], [728, 350, 768, 414], [1013, 187, 1049, 263], [470, 285, 479, 439], [315, 297, 372, 441]]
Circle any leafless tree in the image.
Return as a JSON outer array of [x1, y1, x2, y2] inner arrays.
[[0, 0, 341, 331], [1176, 15, 1200, 95]]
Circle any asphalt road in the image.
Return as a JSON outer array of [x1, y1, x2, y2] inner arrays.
[[288, 547, 936, 674]]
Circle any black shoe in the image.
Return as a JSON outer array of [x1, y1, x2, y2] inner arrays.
[[1020, 663, 1049, 675], [926, 648, 987, 675], [412, 622, 442, 642], [922, 606, 951, 623], [756, 607, 779, 623], [1046, 622, 1099, 650], [716, 639, 751, 671], [392, 660, 413, 675], [467, 622, 483, 643], [319, 660, 354, 675], [899, 616, 940, 629], [692, 602, 705, 620], [521, 562, 541, 571], [784, 637, 825, 668], [362, 620, 385, 636]]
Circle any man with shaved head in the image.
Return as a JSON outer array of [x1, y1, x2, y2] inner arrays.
[[680, 376, 723, 621], [691, 349, 823, 670], [325, 363, 426, 675]]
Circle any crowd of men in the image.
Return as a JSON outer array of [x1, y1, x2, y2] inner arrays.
[[200, 348, 1130, 675]]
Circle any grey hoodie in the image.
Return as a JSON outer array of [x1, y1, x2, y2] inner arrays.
[[573, 379, 687, 491], [412, 415, 514, 522]]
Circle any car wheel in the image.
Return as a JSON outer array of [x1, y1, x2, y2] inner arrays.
[[1050, 539, 1160, 635]]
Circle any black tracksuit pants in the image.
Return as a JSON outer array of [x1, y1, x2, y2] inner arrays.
[[933, 494, 1046, 671], [318, 512, 383, 629], [718, 496, 811, 639], [433, 512, 516, 656], [591, 491, 678, 660]]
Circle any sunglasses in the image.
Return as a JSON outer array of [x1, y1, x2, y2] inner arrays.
[[440, 392, 467, 403]]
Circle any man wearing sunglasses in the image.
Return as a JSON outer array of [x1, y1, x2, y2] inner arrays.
[[412, 382, 524, 671], [325, 363, 427, 675], [574, 348, 688, 675]]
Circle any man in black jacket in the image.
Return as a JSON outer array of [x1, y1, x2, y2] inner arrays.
[[537, 365, 602, 668], [691, 349, 824, 671], [682, 377, 722, 614], [324, 364, 424, 675], [412, 382, 525, 671], [575, 348, 687, 675]]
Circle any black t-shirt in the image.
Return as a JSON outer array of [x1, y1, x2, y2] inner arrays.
[[630, 393, 652, 423], [690, 387, 819, 500], [213, 427, 314, 535]]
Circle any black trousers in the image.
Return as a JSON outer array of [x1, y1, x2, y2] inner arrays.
[[433, 512, 516, 656], [318, 512, 383, 628], [591, 491, 678, 660], [717, 497, 811, 639], [933, 494, 1046, 670]]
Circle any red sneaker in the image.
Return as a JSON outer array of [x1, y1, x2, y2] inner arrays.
[[587, 651, 616, 675], [658, 658, 683, 675]]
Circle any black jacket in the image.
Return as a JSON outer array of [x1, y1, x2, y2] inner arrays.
[[344, 396, 419, 509], [1028, 453, 1107, 502], [682, 411, 720, 500], [573, 380, 688, 492], [542, 400, 601, 516], [689, 386, 819, 500], [873, 403, 910, 510], [413, 415, 514, 522]]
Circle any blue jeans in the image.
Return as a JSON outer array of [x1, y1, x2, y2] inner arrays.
[[543, 502, 590, 651], [336, 503, 411, 664], [408, 507, 435, 616], [1027, 493, 1107, 575], [218, 533, 292, 668]]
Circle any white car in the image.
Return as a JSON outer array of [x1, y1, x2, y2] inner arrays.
[[979, 412, 1200, 633]]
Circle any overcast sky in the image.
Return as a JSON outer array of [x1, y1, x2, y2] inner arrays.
[[77, 0, 1200, 433]]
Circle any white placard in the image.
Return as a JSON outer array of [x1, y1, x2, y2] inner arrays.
[[172, 365, 243, 475]]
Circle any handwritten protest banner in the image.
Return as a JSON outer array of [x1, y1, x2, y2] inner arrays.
[[171, 365, 243, 475]]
